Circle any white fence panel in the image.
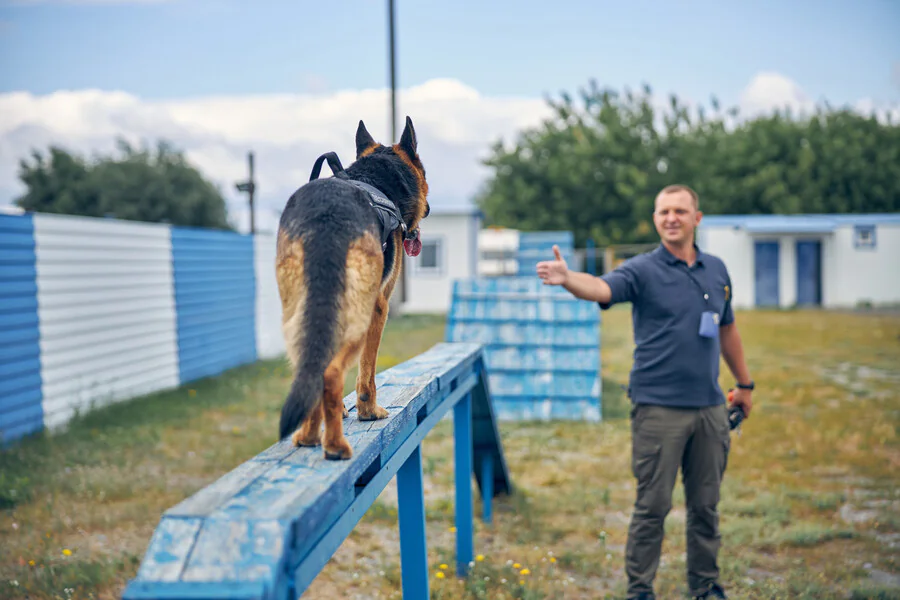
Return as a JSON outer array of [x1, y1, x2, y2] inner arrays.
[[33, 214, 180, 430], [254, 234, 286, 360]]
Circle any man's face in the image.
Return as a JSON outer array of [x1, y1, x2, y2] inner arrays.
[[653, 190, 701, 246]]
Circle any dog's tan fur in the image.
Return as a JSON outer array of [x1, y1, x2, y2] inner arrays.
[[275, 118, 429, 460]]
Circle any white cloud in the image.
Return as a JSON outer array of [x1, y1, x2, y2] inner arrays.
[[739, 71, 815, 117], [0, 79, 553, 233], [739, 71, 899, 123], [1, 73, 896, 233]]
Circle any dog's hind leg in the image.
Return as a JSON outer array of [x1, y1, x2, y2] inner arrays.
[[322, 337, 365, 460], [321, 233, 382, 459], [356, 242, 401, 421], [292, 402, 323, 447]]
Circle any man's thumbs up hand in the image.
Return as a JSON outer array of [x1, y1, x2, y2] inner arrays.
[[537, 244, 569, 286]]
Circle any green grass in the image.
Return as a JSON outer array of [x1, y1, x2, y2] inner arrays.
[[2, 308, 899, 600]]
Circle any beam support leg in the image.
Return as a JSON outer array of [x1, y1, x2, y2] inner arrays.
[[397, 444, 429, 598], [454, 392, 474, 577]]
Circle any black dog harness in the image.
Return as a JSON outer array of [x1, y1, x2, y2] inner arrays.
[[308, 151, 410, 252]]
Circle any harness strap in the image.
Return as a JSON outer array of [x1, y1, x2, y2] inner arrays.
[[308, 152, 346, 182], [307, 151, 409, 252]]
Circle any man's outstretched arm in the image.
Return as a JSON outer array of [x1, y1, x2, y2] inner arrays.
[[536, 245, 612, 304]]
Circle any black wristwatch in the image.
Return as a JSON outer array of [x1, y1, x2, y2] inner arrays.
[[736, 380, 755, 390]]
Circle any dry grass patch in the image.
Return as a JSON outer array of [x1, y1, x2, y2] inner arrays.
[[2, 308, 898, 600]]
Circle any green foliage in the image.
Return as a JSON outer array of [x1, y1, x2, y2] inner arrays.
[[15, 138, 232, 229], [476, 80, 900, 246]]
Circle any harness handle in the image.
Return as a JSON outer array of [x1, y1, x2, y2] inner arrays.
[[309, 152, 346, 182]]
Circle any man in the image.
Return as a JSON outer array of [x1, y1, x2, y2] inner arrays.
[[536, 184, 754, 600]]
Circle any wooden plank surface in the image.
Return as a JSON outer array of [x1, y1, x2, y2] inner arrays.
[[125, 342, 492, 600], [134, 517, 204, 582]]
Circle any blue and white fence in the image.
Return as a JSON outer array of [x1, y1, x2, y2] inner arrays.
[[0, 211, 285, 445]]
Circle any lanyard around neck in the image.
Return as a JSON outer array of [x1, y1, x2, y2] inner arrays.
[[677, 263, 710, 304]]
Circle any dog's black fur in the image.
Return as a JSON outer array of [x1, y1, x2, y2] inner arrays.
[[276, 118, 430, 452]]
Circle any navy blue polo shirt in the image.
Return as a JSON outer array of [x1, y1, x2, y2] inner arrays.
[[599, 244, 734, 408]]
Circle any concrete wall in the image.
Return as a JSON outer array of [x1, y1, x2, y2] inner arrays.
[[699, 215, 900, 309], [402, 212, 480, 314], [826, 223, 900, 307]]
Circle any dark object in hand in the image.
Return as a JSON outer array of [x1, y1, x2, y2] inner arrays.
[[726, 389, 745, 430]]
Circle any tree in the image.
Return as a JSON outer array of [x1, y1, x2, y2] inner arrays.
[[474, 80, 900, 247], [15, 138, 232, 230]]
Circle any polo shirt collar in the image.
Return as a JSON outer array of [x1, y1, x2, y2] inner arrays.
[[655, 242, 705, 266]]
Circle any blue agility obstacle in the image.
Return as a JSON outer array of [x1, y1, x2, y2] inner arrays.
[[446, 276, 602, 421], [122, 342, 512, 600]]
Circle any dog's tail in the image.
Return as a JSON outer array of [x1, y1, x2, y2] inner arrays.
[[278, 231, 344, 441], [277, 224, 384, 442]]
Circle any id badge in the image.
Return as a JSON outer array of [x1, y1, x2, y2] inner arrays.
[[699, 311, 719, 338]]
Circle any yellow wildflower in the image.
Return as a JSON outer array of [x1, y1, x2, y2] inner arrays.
[[28, 560, 35, 566], [513, 563, 521, 569], [62, 549, 72, 556], [449, 526, 456, 533], [520, 568, 530, 575], [435, 572, 445, 579], [476, 554, 485, 562], [439, 564, 448, 570], [550, 557, 557, 563]]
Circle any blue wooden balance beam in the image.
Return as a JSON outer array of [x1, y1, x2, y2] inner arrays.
[[122, 342, 512, 600]]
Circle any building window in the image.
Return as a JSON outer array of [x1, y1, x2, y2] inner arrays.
[[853, 225, 876, 250], [414, 237, 443, 275]]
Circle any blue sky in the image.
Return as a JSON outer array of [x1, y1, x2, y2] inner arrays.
[[2, 0, 898, 107], [0, 0, 898, 232]]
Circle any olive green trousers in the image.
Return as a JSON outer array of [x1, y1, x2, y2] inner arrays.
[[625, 403, 731, 598]]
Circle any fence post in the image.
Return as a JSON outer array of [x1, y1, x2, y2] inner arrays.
[[454, 391, 474, 577], [397, 444, 430, 598], [586, 238, 596, 275]]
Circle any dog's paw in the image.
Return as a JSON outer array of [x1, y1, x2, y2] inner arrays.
[[292, 429, 321, 447], [324, 438, 353, 461], [358, 404, 389, 421], [343, 405, 350, 419]]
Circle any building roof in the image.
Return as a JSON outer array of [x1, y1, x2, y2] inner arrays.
[[699, 213, 900, 234], [425, 199, 484, 218]]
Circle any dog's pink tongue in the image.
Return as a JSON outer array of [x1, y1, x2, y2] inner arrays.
[[403, 235, 422, 257]]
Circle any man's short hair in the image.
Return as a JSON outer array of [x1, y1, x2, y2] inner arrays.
[[658, 184, 699, 209]]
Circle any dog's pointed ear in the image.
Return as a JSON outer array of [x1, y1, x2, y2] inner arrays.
[[399, 116, 417, 157], [356, 120, 376, 158]]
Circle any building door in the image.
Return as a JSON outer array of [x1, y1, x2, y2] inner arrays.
[[754, 241, 780, 307], [796, 240, 822, 306]]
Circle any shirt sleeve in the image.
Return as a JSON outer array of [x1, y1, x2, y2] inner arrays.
[[721, 273, 735, 326], [598, 257, 642, 310]]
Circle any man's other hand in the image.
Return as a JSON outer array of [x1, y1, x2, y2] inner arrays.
[[730, 388, 753, 419], [537, 245, 569, 285]]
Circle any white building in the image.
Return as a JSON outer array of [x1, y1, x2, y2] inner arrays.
[[696, 214, 900, 309], [477, 227, 519, 276], [400, 203, 482, 314]]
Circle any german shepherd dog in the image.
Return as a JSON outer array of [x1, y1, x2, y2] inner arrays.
[[275, 117, 430, 460]]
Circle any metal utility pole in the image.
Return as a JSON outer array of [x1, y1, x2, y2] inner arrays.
[[387, 0, 407, 307], [235, 151, 256, 235], [388, 0, 398, 143]]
